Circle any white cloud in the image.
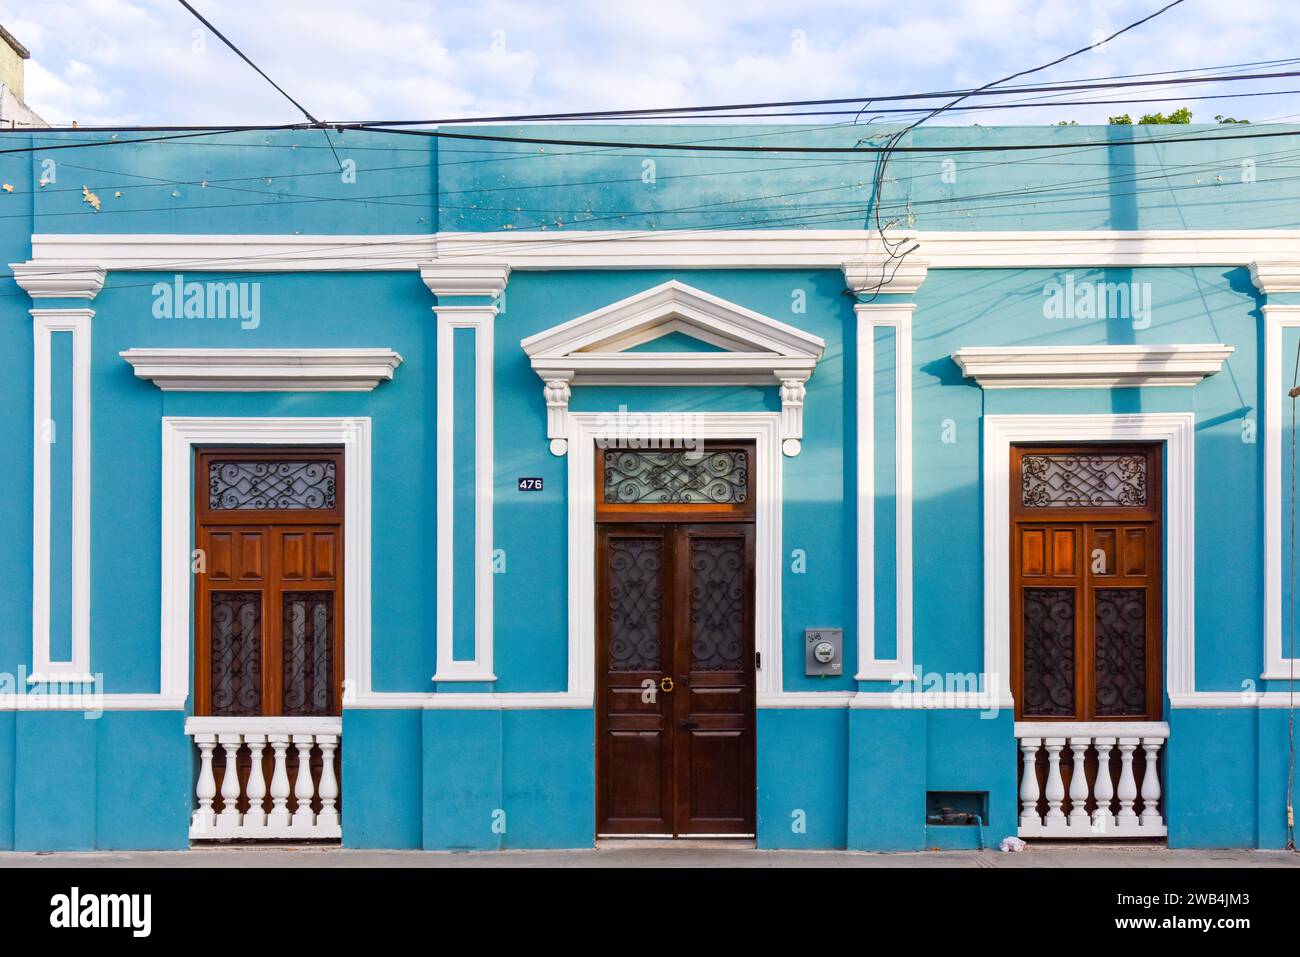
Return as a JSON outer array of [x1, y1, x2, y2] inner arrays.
[[2, 0, 1299, 127]]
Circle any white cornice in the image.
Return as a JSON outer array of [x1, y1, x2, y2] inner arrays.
[[17, 230, 1300, 275], [952, 344, 1233, 388], [120, 348, 403, 391], [11, 262, 105, 299]]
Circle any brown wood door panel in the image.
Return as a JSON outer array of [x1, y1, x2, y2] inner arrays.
[[595, 524, 674, 834], [1010, 444, 1162, 722], [195, 448, 344, 718], [673, 524, 755, 835]]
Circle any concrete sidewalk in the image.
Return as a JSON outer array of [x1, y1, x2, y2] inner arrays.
[[1, 845, 1297, 867]]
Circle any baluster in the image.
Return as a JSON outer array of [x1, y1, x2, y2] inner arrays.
[[1043, 738, 1067, 826], [216, 734, 243, 831], [316, 734, 340, 830], [1091, 737, 1117, 834], [243, 733, 268, 830], [1140, 737, 1164, 828], [1067, 737, 1091, 828], [1018, 737, 1043, 831], [291, 734, 318, 828], [1115, 738, 1140, 829], [267, 734, 292, 829], [192, 734, 217, 835]]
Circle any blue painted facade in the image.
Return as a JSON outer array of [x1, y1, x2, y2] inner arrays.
[[0, 123, 1297, 850]]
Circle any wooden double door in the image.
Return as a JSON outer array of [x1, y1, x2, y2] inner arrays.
[[595, 446, 757, 836], [596, 522, 756, 836]]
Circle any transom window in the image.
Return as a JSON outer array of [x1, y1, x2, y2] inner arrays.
[[596, 443, 755, 522]]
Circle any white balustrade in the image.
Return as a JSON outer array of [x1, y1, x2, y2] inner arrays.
[[186, 718, 342, 840], [1015, 722, 1168, 839]]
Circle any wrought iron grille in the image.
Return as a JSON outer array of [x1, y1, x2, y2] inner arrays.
[[210, 592, 262, 716], [689, 538, 745, 671], [606, 538, 663, 671], [1021, 453, 1146, 508], [282, 593, 334, 716], [602, 449, 748, 505], [1022, 587, 1076, 717], [1094, 588, 1147, 717], [209, 460, 337, 510]]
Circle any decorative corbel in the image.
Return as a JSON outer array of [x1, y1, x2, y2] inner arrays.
[[842, 255, 930, 297], [777, 373, 809, 456], [543, 374, 574, 456], [1250, 260, 1300, 295], [10, 262, 106, 300]]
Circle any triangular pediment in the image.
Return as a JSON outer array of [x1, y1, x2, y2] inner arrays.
[[521, 281, 824, 458], [520, 280, 824, 363]]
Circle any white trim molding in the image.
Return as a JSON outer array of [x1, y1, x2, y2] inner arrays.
[[1169, 690, 1300, 708], [160, 417, 372, 705], [29, 307, 93, 684], [953, 344, 1233, 389], [566, 412, 783, 699], [855, 303, 914, 681], [437, 229, 1300, 271], [119, 348, 403, 392], [422, 264, 509, 683], [983, 414, 1195, 705], [18, 230, 1300, 277], [521, 280, 824, 457], [1260, 303, 1300, 679]]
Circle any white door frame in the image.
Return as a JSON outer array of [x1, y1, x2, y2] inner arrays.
[[566, 412, 783, 699], [982, 413, 1195, 707], [160, 417, 372, 704]]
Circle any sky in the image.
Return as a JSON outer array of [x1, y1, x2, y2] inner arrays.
[[3, 0, 1300, 129]]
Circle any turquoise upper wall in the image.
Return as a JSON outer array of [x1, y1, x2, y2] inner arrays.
[[3, 122, 1298, 234]]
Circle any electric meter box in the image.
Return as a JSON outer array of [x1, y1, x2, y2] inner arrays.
[[804, 628, 843, 676]]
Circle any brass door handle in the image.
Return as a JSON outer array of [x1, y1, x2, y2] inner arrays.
[[659, 676, 674, 693]]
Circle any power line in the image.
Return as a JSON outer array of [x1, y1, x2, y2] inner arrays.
[[175, 1, 320, 126], [350, 63, 1295, 127], [522, 87, 1300, 121], [860, 0, 1186, 298], [342, 122, 1300, 154], [6, 64, 1300, 137], [0, 126, 301, 155]]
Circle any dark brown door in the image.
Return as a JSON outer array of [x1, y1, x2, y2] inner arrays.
[[595, 446, 756, 837], [1010, 444, 1162, 721], [195, 448, 344, 717]]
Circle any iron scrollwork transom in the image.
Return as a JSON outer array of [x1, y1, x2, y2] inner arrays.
[[210, 460, 337, 510], [1021, 453, 1146, 508], [602, 449, 748, 506]]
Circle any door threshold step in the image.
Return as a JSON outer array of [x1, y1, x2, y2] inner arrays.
[[597, 837, 757, 849]]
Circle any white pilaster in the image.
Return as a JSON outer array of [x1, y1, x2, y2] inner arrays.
[[421, 264, 510, 683], [20, 263, 101, 686], [1255, 257, 1300, 679], [852, 301, 919, 681]]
